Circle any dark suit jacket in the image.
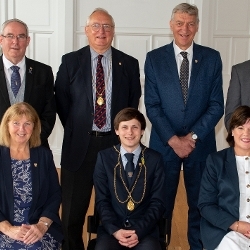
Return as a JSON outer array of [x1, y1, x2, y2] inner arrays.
[[93, 144, 166, 240], [0, 56, 56, 148], [198, 147, 239, 249], [144, 42, 224, 161], [55, 46, 141, 171], [225, 60, 250, 130], [0, 146, 63, 242]]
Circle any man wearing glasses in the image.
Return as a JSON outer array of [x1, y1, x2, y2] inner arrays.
[[0, 19, 56, 148], [55, 8, 141, 250]]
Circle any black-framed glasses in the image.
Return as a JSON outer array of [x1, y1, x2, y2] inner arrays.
[[1, 34, 27, 41], [88, 23, 114, 32]]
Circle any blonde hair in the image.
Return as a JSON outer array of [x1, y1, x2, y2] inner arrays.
[[0, 102, 41, 147]]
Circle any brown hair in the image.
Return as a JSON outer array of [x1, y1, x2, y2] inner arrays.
[[0, 102, 41, 147], [114, 108, 146, 130], [226, 105, 250, 147]]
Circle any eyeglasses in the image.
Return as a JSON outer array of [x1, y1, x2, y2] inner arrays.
[[88, 23, 114, 32], [1, 34, 27, 41]]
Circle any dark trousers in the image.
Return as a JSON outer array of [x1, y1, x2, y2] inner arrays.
[[61, 134, 114, 250], [95, 234, 161, 250], [164, 158, 205, 250]]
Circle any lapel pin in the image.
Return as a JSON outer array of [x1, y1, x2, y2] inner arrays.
[[34, 163, 37, 167], [195, 60, 198, 63], [119, 62, 122, 65], [29, 67, 33, 74]]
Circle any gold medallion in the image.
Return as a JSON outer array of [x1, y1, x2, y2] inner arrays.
[[127, 199, 135, 211], [97, 96, 104, 106]]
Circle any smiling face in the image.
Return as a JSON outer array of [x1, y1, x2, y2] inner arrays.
[[115, 119, 144, 153], [0, 21, 30, 64], [232, 119, 250, 156], [170, 11, 198, 50], [8, 115, 34, 146], [85, 10, 114, 54]]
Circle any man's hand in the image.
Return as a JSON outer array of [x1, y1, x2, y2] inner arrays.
[[168, 134, 196, 158], [113, 229, 139, 248]]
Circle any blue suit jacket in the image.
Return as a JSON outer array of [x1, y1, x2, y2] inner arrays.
[[93, 144, 166, 240], [198, 147, 239, 249], [55, 46, 141, 171], [144, 42, 224, 161], [0, 146, 63, 242]]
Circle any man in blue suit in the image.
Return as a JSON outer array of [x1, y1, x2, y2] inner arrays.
[[144, 3, 224, 250], [55, 8, 141, 250]]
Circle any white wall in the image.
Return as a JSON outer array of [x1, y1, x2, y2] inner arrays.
[[1, 0, 250, 167]]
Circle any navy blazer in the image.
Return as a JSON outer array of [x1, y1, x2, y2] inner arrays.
[[0, 146, 63, 242], [144, 42, 224, 161], [93, 144, 166, 241], [0, 56, 56, 148], [198, 147, 239, 249], [55, 45, 141, 171]]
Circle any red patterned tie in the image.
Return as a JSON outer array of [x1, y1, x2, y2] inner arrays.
[[94, 55, 106, 128]]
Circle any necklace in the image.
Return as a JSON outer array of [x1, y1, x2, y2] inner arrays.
[[92, 55, 112, 106], [113, 146, 147, 211]]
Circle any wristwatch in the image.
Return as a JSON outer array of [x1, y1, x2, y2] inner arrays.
[[191, 131, 198, 141], [39, 220, 50, 228]]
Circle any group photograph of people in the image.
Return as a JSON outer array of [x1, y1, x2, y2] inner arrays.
[[0, 1, 250, 250]]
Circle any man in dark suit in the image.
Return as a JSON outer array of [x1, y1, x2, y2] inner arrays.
[[144, 3, 224, 250], [225, 60, 250, 130], [0, 19, 56, 148], [54, 8, 141, 250], [94, 108, 165, 250]]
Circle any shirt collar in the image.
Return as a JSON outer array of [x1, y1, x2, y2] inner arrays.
[[173, 40, 193, 57], [90, 47, 112, 60], [120, 144, 141, 158], [2, 54, 26, 70]]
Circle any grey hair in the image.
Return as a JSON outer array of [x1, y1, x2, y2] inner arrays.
[[1, 18, 29, 35], [171, 3, 199, 23], [86, 8, 115, 26]]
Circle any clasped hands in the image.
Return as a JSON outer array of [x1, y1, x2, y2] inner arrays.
[[113, 229, 139, 248], [168, 133, 196, 159], [5, 222, 47, 245]]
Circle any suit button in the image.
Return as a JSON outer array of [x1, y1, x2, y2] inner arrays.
[[247, 215, 250, 219], [247, 184, 250, 188]]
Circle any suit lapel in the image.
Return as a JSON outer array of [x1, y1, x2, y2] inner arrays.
[[111, 47, 123, 113], [78, 46, 94, 111], [24, 57, 34, 102], [188, 43, 203, 96], [29, 148, 40, 213], [0, 56, 11, 106], [225, 147, 240, 194]]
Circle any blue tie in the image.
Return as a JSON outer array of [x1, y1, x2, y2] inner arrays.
[[10, 66, 21, 97], [125, 153, 134, 185]]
